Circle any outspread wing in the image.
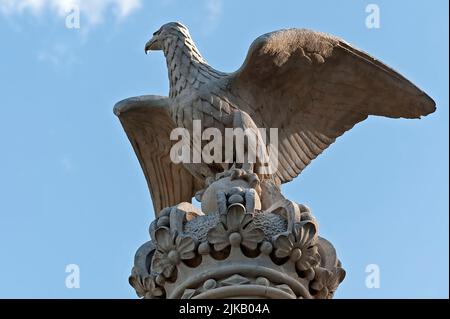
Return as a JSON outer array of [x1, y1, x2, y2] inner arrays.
[[114, 95, 202, 215], [228, 28, 436, 184]]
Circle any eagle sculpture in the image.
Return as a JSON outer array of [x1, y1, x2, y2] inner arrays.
[[114, 22, 435, 215]]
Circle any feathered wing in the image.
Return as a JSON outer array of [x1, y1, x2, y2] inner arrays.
[[114, 95, 202, 215], [227, 28, 436, 184]]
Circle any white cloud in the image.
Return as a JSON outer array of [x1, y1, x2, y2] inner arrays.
[[114, 0, 140, 19], [202, 0, 222, 35], [60, 156, 73, 172], [206, 0, 221, 20], [0, 0, 43, 15], [37, 43, 79, 67], [0, 1, 142, 68], [0, 0, 141, 25]]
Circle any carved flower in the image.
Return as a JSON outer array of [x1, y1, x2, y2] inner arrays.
[[151, 227, 197, 278], [129, 274, 164, 299], [310, 266, 346, 299], [273, 221, 320, 272], [208, 204, 264, 251]]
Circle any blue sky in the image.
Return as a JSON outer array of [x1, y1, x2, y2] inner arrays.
[[0, 0, 448, 298]]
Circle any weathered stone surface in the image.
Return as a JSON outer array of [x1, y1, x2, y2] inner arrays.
[[117, 22, 435, 299]]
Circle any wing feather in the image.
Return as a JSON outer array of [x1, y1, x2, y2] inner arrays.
[[114, 95, 202, 215], [227, 28, 435, 184]]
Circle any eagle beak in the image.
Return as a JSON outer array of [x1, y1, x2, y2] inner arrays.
[[145, 36, 161, 54]]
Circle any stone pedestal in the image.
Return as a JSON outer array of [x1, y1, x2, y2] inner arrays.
[[129, 174, 345, 299]]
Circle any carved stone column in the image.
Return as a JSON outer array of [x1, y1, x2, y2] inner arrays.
[[128, 174, 345, 299]]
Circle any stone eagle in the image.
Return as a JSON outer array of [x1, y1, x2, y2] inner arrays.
[[114, 22, 435, 214]]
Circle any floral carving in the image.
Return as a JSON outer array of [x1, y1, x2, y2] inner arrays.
[[273, 221, 320, 273], [310, 266, 346, 299], [152, 227, 197, 278], [129, 274, 164, 299], [207, 204, 264, 251]]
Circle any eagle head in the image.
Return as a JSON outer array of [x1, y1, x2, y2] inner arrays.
[[145, 22, 190, 53]]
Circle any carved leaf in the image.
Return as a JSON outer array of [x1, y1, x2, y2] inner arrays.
[[154, 227, 175, 252], [273, 233, 295, 258], [241, 227, 265, 250], [176, 235, 197, 260], [207, 223, 229, 251]]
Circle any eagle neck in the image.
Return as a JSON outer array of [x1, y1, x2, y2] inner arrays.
[[163, 35, 215, 99]]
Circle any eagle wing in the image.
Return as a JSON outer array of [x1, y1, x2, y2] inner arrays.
[[114, 95, 202, 215], [227, 28, 436, 184]]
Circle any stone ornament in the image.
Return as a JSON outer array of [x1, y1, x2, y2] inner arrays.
[[130, 185, 345, 299], [115, 22, 435, 299]]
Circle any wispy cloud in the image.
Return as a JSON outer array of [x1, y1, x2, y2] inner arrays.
[[0, 1, 142, 69], [60, 155, 73, 173], [202, 0, 222, 35], [114, 0, 140, 19], [0, 0, 141, 26], [37, 43, 79, 67]]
